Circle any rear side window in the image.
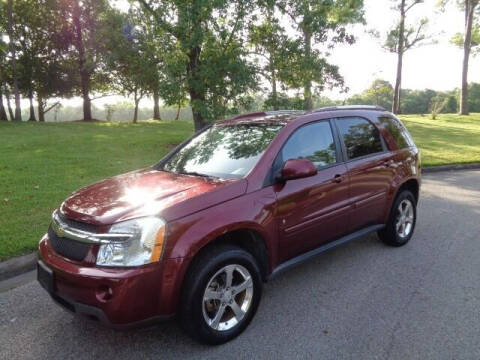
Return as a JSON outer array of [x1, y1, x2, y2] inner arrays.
[[281, 121, 337, 169], [336, 117, 383, 160], [378, 116, 414, 149]]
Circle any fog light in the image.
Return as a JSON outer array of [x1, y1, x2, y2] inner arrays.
[[96, 285, 113, 302]]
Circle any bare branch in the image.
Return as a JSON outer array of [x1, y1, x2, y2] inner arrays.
[[90, 94, 116, 101], [44, 102, 60, 114], [405, 0, 422, 14], [275, 3, 298, 25]]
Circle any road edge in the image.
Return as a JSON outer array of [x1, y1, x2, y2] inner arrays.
[[0, 252, 37, 281], [1, 163, 479, 282], [422, 162, 480, 173]]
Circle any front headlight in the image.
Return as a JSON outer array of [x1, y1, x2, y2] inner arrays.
[[96, 217, 166, 267]]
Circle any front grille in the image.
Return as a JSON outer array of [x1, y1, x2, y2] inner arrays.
[[57, 212, 98, 233], [48, 226, 91, 262]]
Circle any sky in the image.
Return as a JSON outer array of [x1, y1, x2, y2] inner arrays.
[[328, 0, 480, 99], [36, 0, 480, 108]]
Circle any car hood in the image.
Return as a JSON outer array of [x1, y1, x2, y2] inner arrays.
[[60, 168, 247, 225]]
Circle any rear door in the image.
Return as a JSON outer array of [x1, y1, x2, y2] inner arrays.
[[273, 120, 351, 262], [335, 116, 396, 232]]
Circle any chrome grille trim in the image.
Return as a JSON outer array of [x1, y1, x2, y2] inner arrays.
[[51, 210, 131, 244]]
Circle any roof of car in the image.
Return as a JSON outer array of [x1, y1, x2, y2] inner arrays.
[[218, 106, 388, 126], [217, 111, 306, 126]]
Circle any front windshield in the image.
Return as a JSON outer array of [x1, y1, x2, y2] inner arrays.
[[161, 124, 283, 179]]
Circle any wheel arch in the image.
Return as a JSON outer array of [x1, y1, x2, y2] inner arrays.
[[395, 178, 420, 204], [184, 227, 271, 282]]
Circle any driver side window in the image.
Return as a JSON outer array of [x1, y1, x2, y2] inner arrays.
[[281, 121, 337, 169]]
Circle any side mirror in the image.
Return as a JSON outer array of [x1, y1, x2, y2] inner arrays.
[[279, 159, 317, 181]]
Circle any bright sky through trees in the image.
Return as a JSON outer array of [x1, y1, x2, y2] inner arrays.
[[27, 0, 480, 109]]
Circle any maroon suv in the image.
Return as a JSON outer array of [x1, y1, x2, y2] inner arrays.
[[38, 106, 420, 344]]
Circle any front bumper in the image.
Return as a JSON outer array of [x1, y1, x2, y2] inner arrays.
[[38, 235, 186, 327]]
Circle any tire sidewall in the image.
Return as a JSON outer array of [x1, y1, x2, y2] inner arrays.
[[388, 191, 417, 246], [181, 247, 262, 345]]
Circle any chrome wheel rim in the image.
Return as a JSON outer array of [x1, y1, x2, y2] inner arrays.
[[202, 264, 254, 331], [396, 199, 414, 238]]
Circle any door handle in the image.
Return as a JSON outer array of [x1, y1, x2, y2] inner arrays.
[[384, 159, 394, 167], [332, 174, 344, 183]]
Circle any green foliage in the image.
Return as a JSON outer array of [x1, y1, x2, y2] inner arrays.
[[384, 18, 430, 53], [136, 0, 259, 130], [467, 82, 480, 111], [275, 0, 365, 108], [451, 24, 480, 55], [346, 79, 394, 110], [248, 4, 301, 110]]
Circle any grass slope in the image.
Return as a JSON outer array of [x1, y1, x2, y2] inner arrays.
[[1, 114, 479, 259]]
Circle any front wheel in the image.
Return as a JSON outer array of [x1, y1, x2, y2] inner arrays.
[[179, 245, 262, 345], [378, 190, 417, 247]]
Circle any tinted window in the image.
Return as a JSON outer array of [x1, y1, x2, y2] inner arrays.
[[378, 116, 413, 149], [337, 117, 383, 159], [281, 121, 337, 169], [161, 124, 283, 179]]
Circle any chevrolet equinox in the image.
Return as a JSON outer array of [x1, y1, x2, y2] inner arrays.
[[37, 106, 421, 344]]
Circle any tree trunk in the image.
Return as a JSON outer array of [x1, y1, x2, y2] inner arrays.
[[133, 90, 139, 123], [460, 1, 476, 115], [73, 0, 92, 121], [7, 0, 22, 121], [303, 29, 313, 111], [175, 104, 181, 120], [28, 89, 36, 121], [187, 46, 207, 132], [81, 75, 92, 121], [153, 89, 161, 120], [5, 88, 14, 121], [269, 54, 279, 110], [393, 0, 406, 115], [0, 86, 8, 121], [37, 94, 45, 122]]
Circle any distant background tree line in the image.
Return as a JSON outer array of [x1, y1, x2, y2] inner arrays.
[[22, 80, 480, 123], [0, 0, 479, 130]]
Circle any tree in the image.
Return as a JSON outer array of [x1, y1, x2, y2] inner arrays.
[[56, 0, 112, 121], [105, 10, 153, 122], [382, 0, 431, 114], [10, 0, 76, 122], [275, 0, 364, 110], [137, 0, 258, 132], [346, 79, 394, 110], [4, 0, 21, 121], [249, 2, 299, 110], [467, 82, 480, 111], [447, 1, 480, 115]]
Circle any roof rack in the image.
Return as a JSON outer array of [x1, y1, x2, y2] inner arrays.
[[231, 110, 304, 120], [313, 105, 387, 113]]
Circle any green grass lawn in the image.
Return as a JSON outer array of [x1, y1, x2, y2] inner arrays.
[[400, 114, 480, 166], [1, 114, 479, 260], [0, 120, 193, 260]]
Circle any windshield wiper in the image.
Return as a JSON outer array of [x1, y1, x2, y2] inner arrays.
[[179, 171, 218, 178]]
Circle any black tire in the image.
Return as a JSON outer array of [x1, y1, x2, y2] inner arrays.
[[378, 190, 417, 247], [179, 244, 262, 345]]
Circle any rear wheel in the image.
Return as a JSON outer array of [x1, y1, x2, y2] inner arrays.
[[378, 190, 417, 247], [179, 245, 262, 345]]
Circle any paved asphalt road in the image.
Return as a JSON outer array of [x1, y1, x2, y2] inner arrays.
[[1, 170, 480, 360]]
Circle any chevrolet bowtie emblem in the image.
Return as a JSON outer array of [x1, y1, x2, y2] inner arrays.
[[57, 226, 65, 237]]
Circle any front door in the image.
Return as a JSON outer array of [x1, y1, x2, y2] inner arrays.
[[273, 120, 351, 262]]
